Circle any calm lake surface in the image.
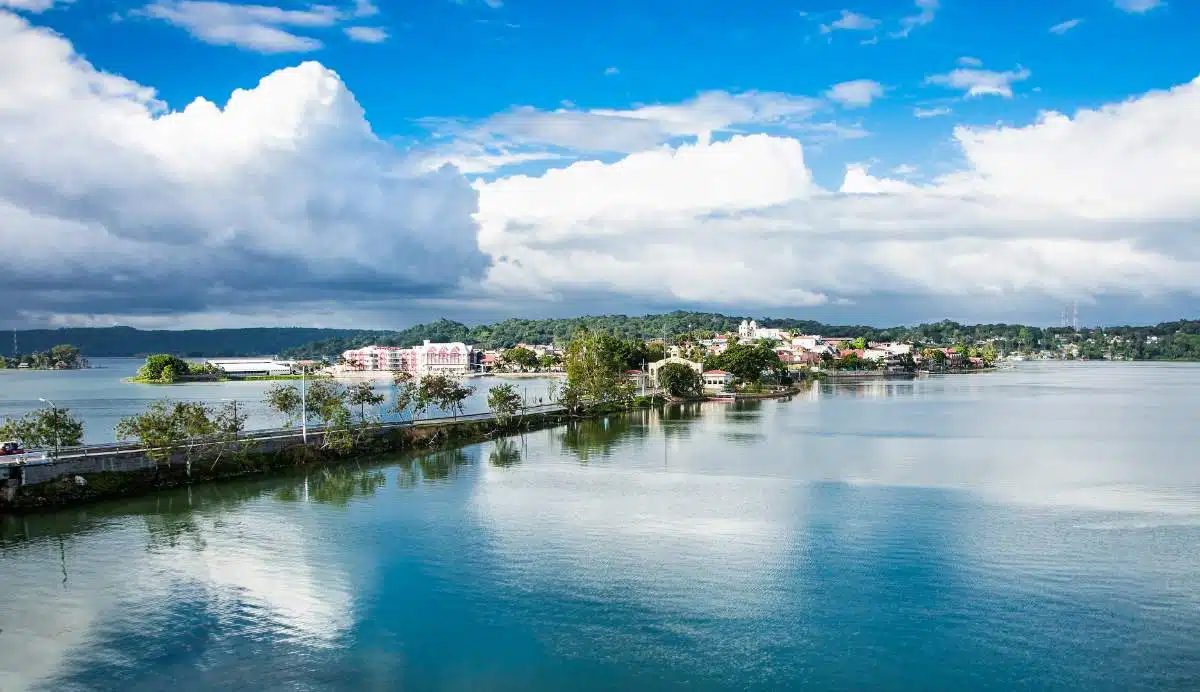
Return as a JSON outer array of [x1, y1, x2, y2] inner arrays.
[[0, 358, 559, 443], [2, 362, 1199, 691]]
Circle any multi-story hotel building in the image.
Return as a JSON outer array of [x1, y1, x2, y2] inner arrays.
[[342, 341, 473, 374]]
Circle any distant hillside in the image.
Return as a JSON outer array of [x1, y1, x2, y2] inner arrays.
[[279, 311, 1200, 361], [10, 327, 369, 358]]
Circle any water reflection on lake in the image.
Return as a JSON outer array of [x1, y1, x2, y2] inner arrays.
[[1, 362, 1199, 691]]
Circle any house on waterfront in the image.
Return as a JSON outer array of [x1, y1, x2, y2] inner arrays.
[[343, 341, 474, 374], [205, 358, 294, 378], [702, 370, 735, 392]]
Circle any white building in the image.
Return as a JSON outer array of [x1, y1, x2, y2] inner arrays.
[[861, 348, 890, 362], [702, 370, 735, 391], [648, 357, 703, 384], [873, 342, 914, 356], [343, 341, 473, 374], [738, 320, 785, 342], [206, 358, 294, 377]]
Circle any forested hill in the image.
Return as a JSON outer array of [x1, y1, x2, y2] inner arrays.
[[278, 311, 1200, 360], [10, 327, 365, 357], [15, 314, 1199, 360]]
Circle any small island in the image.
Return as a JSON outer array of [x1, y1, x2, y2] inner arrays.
[[1, 344, 86, 370], [127, 354, 307, 384]]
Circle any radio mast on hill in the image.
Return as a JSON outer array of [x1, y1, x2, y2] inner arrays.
[[1072, 301, 1079, 331]]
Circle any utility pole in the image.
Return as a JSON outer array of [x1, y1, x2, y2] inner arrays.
[[12, 329, 17, 357], [300, 366, 308, 443], [39, 398, 59, 458]]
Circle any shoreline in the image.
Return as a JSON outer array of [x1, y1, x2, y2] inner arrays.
[[0, 403, 626, 514]]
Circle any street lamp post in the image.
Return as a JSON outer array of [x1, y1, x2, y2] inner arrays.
[[38, 397, 60, 458], [300, 365, 308, 443]]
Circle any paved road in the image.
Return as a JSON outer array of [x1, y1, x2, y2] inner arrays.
[[1, 404, 565, 466]]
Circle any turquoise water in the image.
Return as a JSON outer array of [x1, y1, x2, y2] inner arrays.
[[2, 362, 1199, 690], [0, 358, 556, 443]]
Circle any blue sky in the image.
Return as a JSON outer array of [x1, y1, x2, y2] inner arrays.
[[44, 0, 1197, 184], [1, 0, 1199, 328]]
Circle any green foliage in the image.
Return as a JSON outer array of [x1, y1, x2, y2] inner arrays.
[[850, 337, 868, 350], [0, 406, 85, 450], [346, 381, 385, 422], [487, 383, 524, 425], [304, 376, 349, 425], [656, 362, 703, 398], [264, 383, 303, 426], [115, 400, 216, 467], [561, 328, 635, 410], [391, 371, 421, 420], [3, 343, 84, 370], [417, 373, 476, 419], [704, 343, 781, 383], [137, 354, 193, 382], [833, 352, 873, 371], [501, 346, 539, 370], [921, 348, 948, 369]]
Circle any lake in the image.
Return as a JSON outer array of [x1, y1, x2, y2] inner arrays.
[[1, 362, 1199, 691], [0, 358, 560, 443]]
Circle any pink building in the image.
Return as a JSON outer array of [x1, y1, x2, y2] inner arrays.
[[343, 340, 473, 374]]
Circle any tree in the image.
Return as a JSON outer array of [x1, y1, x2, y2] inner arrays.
[[116, 400, 216, 476], [501, 346, 539, 371], [418, 373, 475, 420], [850, 337, 868, 350], [304, 376, 349, 425], [265, 383, 303, 426], [392, 371, 422, 421], [208, 400, 252, 468], [0, 405, 84, 453], [981, 343, 998, 365], [48, 344, 81, 368], [657, 362, 703, 398], [708, 343, 781, 383], [137, 354, 192, 382], [346, 381, 385, 422], [537, 354, 558, 370], [561, 328, 633, 410], [487, 383, 524, 426]]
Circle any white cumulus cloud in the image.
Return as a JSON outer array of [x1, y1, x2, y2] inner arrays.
[[0, 10, 485, 325], [474, 76, 1200, 313]]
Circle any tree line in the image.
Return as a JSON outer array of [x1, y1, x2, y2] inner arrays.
[[1, 344, 83, 370], [279, 312, 1200, 361]]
